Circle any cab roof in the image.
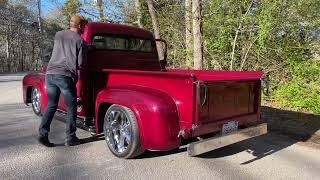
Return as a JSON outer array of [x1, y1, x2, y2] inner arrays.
[[82, 22, 155, 43]]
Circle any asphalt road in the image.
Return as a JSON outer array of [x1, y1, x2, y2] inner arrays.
[[0, 74, 319, 180]]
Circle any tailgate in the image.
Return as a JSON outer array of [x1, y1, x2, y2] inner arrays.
[[195, 80, 261, 136]]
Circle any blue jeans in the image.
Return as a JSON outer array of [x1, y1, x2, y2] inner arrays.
[[39, 74, 77, 141]]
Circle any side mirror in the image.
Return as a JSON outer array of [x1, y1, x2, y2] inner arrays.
[[262, 74, 270, 96], [155, 39, 168, 70]]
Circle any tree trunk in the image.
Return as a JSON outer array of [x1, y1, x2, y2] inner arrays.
[[239, 36, 257, 70], [230, 25, 240, 70], [97, 0, 105, 21], [6, 34, 9, 60], [31, 42, 35, 70], [6, 39, 10, 72], [21, 49, 24, 71], [18, 26, 22, 71], [6, 24, 11, 72], [135, 0, 143, 28], [146, 0, 164, 60], [20, 36, 24, 72], [185, 0, 193, 68], [192, 0, 203, 70]]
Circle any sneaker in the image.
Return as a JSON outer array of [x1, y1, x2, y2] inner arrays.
[[65, 136, 84, 146], [38, 136, 55, 147]]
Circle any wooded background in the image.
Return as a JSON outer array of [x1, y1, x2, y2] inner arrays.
[[0, 0, 319, 113]]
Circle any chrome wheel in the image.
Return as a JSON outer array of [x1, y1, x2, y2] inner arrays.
[[105, 109, 132, 153], [31, 87, 41, 115], [104, 104, 144, 158]]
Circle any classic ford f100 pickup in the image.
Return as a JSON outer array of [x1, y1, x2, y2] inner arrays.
[[23, 22, 267, 158]]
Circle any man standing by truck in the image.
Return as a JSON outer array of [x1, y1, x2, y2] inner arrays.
[[38, 15, 88, 147]]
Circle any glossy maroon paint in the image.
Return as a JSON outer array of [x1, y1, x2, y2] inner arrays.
[[23, 22, 264, 151]]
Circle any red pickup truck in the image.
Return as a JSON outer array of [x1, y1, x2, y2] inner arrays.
[[23, 22, 267, 158]]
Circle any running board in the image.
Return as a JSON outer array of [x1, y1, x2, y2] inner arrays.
[[54, 111, 96, 134]]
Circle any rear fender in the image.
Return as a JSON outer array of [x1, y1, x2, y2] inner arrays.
[[96, 86, 181, 151]]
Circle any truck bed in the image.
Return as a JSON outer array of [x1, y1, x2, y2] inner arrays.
[[100, 69, 264, 138]]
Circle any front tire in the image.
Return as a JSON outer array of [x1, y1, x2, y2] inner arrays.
[[103, 104, 144, 158], [31, 87, 42, 116]]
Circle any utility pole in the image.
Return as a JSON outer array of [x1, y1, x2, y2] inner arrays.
[[37, 0, 42, 34]]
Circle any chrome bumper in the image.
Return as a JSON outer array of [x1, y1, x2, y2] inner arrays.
[[187, 123, 268, 156]]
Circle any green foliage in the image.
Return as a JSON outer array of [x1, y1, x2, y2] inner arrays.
[[203, 0, 244, 69], [201, 0, 320, 113], [274, 60, 320, 113]]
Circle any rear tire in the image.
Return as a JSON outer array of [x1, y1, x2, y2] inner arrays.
[[31, 87, 42, 116], [103, 104, 144, 158]]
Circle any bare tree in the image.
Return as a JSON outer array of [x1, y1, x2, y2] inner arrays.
[[192, 0, 203, 69], [146, 0, 164, 60], [0, 1, 51, 72], [229, 0, 254, 70]]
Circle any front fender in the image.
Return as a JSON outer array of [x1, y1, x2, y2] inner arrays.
[[22, 73, 47, 112], [96, 86, 181, 151]]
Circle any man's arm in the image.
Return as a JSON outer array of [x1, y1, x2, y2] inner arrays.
[[43, 39, 54, 64], [78, 39, 87, 69]]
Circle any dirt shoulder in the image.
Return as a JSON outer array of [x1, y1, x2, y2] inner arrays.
[[262, 106, 320, 145]]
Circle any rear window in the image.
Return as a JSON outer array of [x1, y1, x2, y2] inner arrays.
[[92, 35, 154, 52]]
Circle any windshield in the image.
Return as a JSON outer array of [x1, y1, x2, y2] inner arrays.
[[92, 35, 154, 53]]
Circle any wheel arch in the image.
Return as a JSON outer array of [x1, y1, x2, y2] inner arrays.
[[95, 86, 181, 151], [97, 102, 113, 135], [22, 73, 47, 111], [26, 86, 33, 103]]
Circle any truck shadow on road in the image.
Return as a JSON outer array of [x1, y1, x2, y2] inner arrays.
[[197, 132, 294, 164], [53, 114, 105, 147], [139, 106, 320, 162], [137, 147, 188, 159], [52, 135, 105, 147], [197, 106, 320, 164]]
